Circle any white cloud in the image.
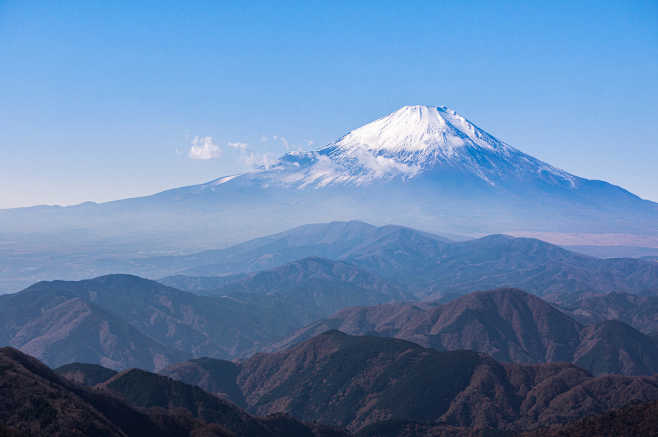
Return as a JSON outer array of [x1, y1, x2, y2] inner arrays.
[[243, 151, 278, 170], [272, 135, 292, 150], [348, 148, 420, 179], [228, 141, 248, 150], [280, 148, 420, 189], [278, 136, 290, 150], [188, 136, 221, 160]]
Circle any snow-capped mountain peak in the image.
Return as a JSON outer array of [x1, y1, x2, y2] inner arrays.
[[332, 105, 506, 157], [231, 105, 577, 190]]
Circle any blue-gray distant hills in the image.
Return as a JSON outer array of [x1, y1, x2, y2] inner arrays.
[[1, 105, 657, 290], [2, 219, 658, 373], [5, 219, 657, 295], [151, 220, 658, 299]]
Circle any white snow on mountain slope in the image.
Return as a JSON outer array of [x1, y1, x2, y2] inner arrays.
[[334, 105, 508, 155], [211, 175, 239, 185], [211, 105, 579, 189]]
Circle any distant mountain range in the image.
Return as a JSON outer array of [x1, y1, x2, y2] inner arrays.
[[0, 266, 415, 369], [274, 288, 658, 376], [549, 291, 658, 335], [564, 245, 658, 259], [163, 257, 412, 327], [2, 105, 657, 291], [3, 220, 658, 294], [0, 277, 188, 370], [149, 221, 658, 299], [162, 255, 411, 301], [2, 220, 658, 377], [3, 271, 658, 377], [0, 274, 315, 368]]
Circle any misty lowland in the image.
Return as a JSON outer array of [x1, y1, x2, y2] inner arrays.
[[1, 3, 657, 437]]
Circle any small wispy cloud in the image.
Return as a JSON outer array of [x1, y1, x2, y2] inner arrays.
[[259, 134, 312, 153], [271, 135, 291, 150], [228, 141, 248, 150], [188, 136, 221, 160], [243, 151, 278, 170]]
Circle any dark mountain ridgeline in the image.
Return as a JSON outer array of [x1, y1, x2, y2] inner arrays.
[[573, 320, 658, 376], [160, 357, 246, 406], [358, 399, 658, 437], [0, 265, 417, 368], [163, 331, 658, 432], [0, 284, 187, 370], [549, 291, 658, 334], [276, 288, 658, 376], [5, 269, 658, 377], [0, 274, 310, 366], [0, 346, 207, 437], [5, 332, 658, 436], [0, 347, 345, 437], [98, 368, 309, 437], [55, 362, 118, 386], [519, 399, 658, 437]]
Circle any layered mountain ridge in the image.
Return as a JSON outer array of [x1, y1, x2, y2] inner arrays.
[[155, 221, 658, 298], [2, 221, 658, 373], [4, 268, 658, 377], [274, 288, 658, 376], [1, 106, 656, 291], [0, 347, 344, 437], [160, 330, 658, 432]]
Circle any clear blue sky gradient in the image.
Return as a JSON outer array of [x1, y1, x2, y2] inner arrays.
[[1, 0, 657, 208]]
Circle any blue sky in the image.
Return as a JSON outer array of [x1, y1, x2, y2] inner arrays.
[[1, 0, 657, 208]]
